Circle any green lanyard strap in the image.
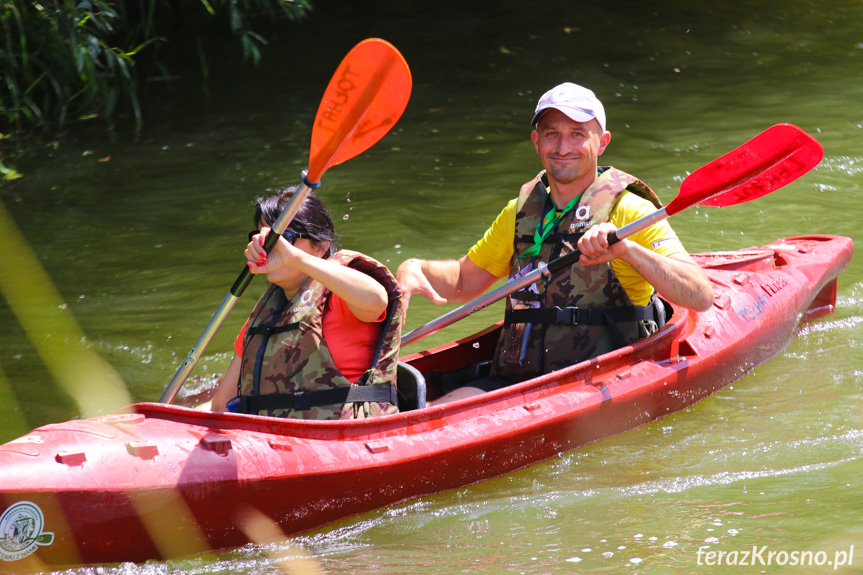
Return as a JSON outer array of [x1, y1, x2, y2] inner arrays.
[[519, 193, 583, 260]]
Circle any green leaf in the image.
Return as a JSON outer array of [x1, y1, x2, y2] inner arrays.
[[198, 0, 216, 16], [0, 160, 23, 181]]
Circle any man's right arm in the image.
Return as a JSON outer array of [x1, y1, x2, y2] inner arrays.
[[396, 199, 517, 320], [396, 200, 517, 320], [395, 255, 499, 319]]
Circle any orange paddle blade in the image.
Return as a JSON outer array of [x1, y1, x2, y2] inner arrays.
[[307, 38, 412, 183]]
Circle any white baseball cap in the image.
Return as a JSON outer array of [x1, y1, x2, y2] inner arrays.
[[531, 82, 606, 132]]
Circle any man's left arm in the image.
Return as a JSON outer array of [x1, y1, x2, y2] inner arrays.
[[578, 223, 714, 311]]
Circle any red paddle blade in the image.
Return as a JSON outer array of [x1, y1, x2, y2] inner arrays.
[[307, 38, 412, 183], [666, 124, 824, 215]]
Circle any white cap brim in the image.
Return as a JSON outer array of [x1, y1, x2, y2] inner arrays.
[[531, 106, 604, 131]]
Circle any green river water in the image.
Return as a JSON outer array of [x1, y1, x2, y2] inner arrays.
[[1, 0, 862, 573]]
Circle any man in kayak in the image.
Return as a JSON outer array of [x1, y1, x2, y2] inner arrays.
[[397, 82, 714, 390]]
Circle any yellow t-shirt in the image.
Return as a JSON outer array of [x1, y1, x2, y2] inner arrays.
[[467, 192, 686, 306]]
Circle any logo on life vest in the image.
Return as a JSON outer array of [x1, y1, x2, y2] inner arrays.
[[0, 501, 54, 561], [570, 205, 591, 229], [292, 288, 316, 313]]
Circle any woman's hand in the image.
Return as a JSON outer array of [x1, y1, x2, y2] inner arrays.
[[247, 228, 388, 323], [245, 227, 299, 274]]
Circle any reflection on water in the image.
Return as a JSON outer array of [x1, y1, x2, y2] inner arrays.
[[2, 0, 863, 572]]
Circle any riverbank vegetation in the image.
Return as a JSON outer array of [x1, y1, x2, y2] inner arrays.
[[0, 0, 311, 145]]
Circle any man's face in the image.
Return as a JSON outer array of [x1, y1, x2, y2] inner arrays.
[[531, 109, 610, 187]]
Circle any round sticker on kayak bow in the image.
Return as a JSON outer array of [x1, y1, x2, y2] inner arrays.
[[0, 501, 54, 561]]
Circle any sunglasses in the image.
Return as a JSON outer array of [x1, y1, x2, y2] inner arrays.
[[248, 229, 312, 245]]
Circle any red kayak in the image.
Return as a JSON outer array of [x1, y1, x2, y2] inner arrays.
[[0, 234, 852, 571]]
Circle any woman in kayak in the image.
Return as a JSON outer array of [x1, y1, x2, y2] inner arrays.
[[210, 187, 402, 419]]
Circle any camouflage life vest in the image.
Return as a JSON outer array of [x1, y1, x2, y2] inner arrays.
[[491, 167, 665, 382], [234, 250, 402, 419]]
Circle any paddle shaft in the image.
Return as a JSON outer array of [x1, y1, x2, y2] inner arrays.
[[399, 207, 666, 347], [158, 177, 317, 404]]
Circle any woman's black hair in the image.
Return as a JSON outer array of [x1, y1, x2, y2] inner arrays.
[[253, 186, 339, 257]]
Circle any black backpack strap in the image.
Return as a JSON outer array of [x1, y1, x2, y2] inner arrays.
[[505, 304, 657, 326], [236, 384, 398, 414], [246, 323, 299, 337]]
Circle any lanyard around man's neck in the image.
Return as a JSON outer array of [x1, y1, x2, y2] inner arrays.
[[518, 192, 583, 260]]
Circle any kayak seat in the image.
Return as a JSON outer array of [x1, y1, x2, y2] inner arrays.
[[439, 360, 493, 395], [424, 362, 509, 406], [396, 362, 427, 410]]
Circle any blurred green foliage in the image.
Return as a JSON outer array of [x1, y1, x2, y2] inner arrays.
[[0, 0, 311, 136]]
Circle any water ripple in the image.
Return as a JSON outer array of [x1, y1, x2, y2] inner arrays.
[[820, 155, 863, 176], [621, 429, 863, 497]]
